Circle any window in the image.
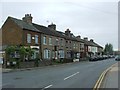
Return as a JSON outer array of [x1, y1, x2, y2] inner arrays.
[[35, 35, 38, 44], [43, 36, 47, 45], [59, 50, 64, 58], [80, 43, 84, 51], [52, 51, 55, 59], [49, 37, 52, 45], [48, 50, 51, 59], [56, 39, 59, 45], [73, 43, 76, 49], [60, 39, 63, 46], [76, 43, 78, 49], [44, 49, 51, 59], [67, 51, 71, 58], [27, 34, 31, 43]]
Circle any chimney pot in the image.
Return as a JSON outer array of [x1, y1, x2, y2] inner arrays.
[[90, 39, 94, 42], [84, 37, 88, 41], [48, 23, 56, 30], [22, 14, 33, 24]]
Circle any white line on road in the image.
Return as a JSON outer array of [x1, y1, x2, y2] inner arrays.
[[64, 72, 79, 80], [42, 84, 53, 90]]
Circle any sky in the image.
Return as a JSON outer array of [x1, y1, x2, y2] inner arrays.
[[0, 0, 119, 50]]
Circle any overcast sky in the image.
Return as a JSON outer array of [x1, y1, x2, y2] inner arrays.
[[0, 0, 119, 50]]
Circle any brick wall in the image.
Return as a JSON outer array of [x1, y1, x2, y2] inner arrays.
[[2, 18, 23, 46]]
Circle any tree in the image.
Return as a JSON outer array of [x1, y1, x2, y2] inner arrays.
[[25, 46, 34, 60], [5, 45, 35, 68], [5, 45, 16, 62], [104, 43, 113, 55], [19, 46, 26, 62]]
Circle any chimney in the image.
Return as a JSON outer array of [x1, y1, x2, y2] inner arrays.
[[65, 29, 71, 37], [22, 14, 33, 24], [76, 35, 81, 39], [84, 37, 88, 41], [90, 39, 94, 42], [48, 23, 56, 30]]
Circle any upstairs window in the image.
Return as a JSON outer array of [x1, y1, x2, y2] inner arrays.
[[27, 34, 31, 43], [73, 43, 76, 49], [35, 35, 38, 44], [55, 39, 59, 45], [60, 39, 63, 46], [43, 36, 47, 45], [49, 37, 52, 45]]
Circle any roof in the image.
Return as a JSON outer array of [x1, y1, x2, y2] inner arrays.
[[57, 31, 85, 42], [84, 40, 103, 48], [8, 17, 40, 32], [33, 23, 65, 38], [6, 16, 103, 48]]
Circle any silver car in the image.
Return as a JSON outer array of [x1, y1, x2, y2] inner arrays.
[[115, 55, 120, 61]]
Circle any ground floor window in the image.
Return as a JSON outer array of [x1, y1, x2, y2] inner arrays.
[[77, 53, 80, 59], [59, 50, 64, 58], [44, 49, 51, 59], [52, 50, 55, 59], [31, 50, 39, 60], [66, 51, 71, 58]]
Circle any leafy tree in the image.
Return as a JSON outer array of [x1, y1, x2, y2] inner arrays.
[[104, 43, 113, 55], [25, 46, 34, 60], [5, 45, 35, 68], [19, 46, 26, 61], [5, 45, 16, 61]]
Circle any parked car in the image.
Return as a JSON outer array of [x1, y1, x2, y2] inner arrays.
[[115, 55, 120, 61], [89, 56, 98, 61]]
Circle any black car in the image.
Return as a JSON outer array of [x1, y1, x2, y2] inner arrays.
[[89, 56, 98, 61]]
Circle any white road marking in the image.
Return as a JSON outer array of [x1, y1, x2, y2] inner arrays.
[[43, 84, 53, 89], [64, 72, 79, 80]]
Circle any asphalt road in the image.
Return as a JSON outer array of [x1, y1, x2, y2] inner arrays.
[[2, 58, 117, 89]]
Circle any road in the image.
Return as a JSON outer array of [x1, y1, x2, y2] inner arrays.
[[2, 58, 117, 89]]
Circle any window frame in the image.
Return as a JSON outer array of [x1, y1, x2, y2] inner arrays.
[[35, 35, 39, 44], [49, 37, 52, 45], [43, 36, 47, 45], [27, 34, 31, 43]]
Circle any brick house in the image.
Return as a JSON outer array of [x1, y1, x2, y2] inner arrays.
[[1, 14, 103, 67], [33, 23, 66, 63], [83, 37, 103, 57], [1, 14, 41, 67]]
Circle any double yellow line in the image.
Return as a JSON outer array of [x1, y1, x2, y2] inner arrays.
[[93, 63, 117, 90]]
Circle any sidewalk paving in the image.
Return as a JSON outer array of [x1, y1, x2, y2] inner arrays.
[[1, 61, 82, 73], [100, 62, 119, 89]]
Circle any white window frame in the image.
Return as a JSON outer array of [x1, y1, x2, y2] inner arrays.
[[35, 35, 38, 44], [73, 43, 76, 49], [44, 49, 51, 59], [49, 37, 52, 45], [27, 34, 31, 43], [59, 50, 64, 58], [56, 38, 59, 45], [43, 36, 47, 45]]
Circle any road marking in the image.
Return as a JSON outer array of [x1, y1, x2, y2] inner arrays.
[[64, 72, 79, 80], [93, 63, 117, 90], [42, 84, 53, 90]]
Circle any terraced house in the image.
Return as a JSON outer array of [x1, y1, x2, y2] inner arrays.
[[0, 14, 103, 68]]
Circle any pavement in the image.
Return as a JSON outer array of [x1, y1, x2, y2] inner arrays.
[[1, 61, 83, 73], [100, 62, 119, 89]]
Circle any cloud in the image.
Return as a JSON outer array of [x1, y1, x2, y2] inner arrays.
[[1, 1, 118, 50]]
